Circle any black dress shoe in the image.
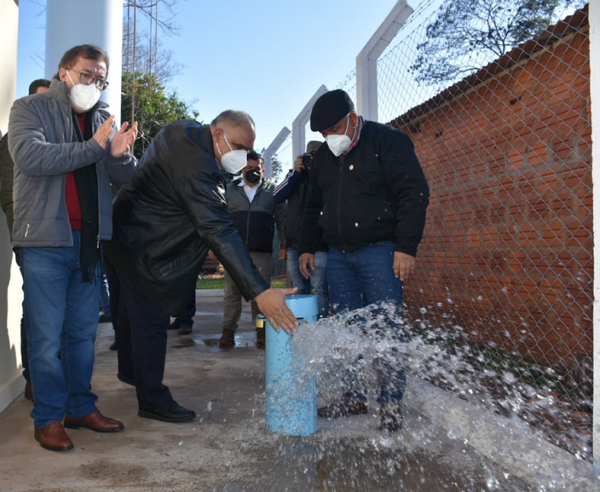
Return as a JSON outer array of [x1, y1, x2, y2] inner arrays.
[[138, 401, 196, 423]]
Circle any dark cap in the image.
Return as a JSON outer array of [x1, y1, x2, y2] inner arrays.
[[310, 89, 355, 132], [306, 140, 322, 153]]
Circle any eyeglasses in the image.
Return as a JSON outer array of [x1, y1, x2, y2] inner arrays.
[[68, 68, 109, 91]]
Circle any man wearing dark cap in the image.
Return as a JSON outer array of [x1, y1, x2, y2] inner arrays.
[[274, 140, 329, 319], [299, 89, 429, 431]]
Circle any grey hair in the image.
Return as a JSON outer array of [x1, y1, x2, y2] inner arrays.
[[211, 110, 255, 129]]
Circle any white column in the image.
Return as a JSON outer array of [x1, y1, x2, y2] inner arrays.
[[356, 0, 413, 122], [0, 0, 25, 415], [45, 0, 124, 123], [590, 0, 600, 468], [263, 127, 291, 179], [292, 85, 328, 159]]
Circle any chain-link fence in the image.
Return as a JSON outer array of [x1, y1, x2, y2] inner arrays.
[[369, 2, 591, 460]]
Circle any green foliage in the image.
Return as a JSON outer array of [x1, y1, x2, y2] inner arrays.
[[411, 0, 587, 86], [121, 71, 200, 159]]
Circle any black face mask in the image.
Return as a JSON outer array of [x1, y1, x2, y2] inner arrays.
[[245, 169, 261, 184]]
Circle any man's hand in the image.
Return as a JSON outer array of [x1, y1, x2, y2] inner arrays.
[[255, 287, 299, 333], [279, 248, 287, 261], [294, 154, 306, 173], [92, 116, 115, 149], [298, 253, 315, 279], [110, 121, 139, 157], [394, 251, 416, 282]]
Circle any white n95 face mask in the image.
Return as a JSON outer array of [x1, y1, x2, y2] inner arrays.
[[218, 133, 247, 174], [67, 71, 101, 112], [325, 116, 352, 156]]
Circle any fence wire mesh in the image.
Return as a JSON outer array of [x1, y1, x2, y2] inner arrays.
[[368, 1, 592, 460]]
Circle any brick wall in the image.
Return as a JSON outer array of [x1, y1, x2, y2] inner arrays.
[[392, 12, 592, 368]]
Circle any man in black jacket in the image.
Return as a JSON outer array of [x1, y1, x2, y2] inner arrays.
[[299, 90, 429, 431], [107, 110, 298, 424]]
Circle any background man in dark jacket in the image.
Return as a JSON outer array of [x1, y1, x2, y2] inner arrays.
[[219, 150, 287, 348], [274, 140, 329, 319], [299, 89, 430, 432], [0, 78, 50, 403], [106, 111, 298, 424]]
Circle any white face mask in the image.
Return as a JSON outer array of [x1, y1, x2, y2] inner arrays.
[[217, 132, 247, 174], [67, 71, 101, 112], [325, 115, 353, 157]]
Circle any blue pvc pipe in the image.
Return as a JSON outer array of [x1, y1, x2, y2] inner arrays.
[[264, 294, 319, 436]]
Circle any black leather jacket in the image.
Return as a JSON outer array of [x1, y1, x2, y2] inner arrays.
[[106, 121, 269, 317]]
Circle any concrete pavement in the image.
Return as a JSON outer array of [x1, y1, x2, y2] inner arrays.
[[0, 289, 560, 491]]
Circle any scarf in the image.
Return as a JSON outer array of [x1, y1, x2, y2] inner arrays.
[[71, 111, 100, 283]]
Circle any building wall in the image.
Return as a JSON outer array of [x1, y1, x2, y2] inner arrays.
[[396, 24, 592, 368], [0, 0, 25, 414]]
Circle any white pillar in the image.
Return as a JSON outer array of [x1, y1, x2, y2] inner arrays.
[[356, 0, 413, 122], [263, 127, 291, 179], [45, 0, 124, 123], [590, 0, 600, 468], [0, 0, 25, 415], [292, 85, 328, 159]]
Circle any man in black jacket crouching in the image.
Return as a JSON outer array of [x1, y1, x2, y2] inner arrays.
[[107, 110, 298, 424]]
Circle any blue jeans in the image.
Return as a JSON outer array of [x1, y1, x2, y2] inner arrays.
[[327, 242, 406, 404], [287, 248, 330, 318], [21, 231, 100, 428]]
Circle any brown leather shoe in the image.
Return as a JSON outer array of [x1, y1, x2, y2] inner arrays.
[[379, 402, 403, 432], [34, 422, 74, 452], [219, 329, 235, 348], [24, 381, 33, 401], [318, 396, 368, 419], [64, 410, 124, 433], [168, 320, 180, 330]]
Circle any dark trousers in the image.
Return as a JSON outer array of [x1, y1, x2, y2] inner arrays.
[[117, 275, 173, 410], [103, 256, 121, 335], [175, 295, 196, 327]]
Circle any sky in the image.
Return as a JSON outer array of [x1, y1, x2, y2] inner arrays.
[[15, 0, 411, 155]]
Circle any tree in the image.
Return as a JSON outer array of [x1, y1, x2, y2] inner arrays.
[[121, 71, 199, 159], [411, 0, 587, 86]]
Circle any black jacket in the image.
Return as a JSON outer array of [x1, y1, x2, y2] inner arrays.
[[274, 168, 328, 252], [300, 120, 429, 256], [105, 121, 269, 317], [226, 178, 286, 253]]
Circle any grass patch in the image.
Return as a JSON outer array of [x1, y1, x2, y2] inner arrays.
[[196, 277, 287, 290]]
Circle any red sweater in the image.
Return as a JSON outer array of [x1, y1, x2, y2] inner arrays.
[[65, 113, 85, 230]]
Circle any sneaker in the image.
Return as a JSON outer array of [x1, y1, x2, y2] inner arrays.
[[379, 402, 403, 432], [318, 396, 368, 419], [256, 328, 265, 349], [168, 321, 180, 331], [177, 325, 192, 335], [219, 329, 235, 348]]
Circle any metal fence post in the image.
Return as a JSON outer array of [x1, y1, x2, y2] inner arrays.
[[356, 0, 413, 122], [292, 85, 328, 160], [590, 0, 600, 468], [263, 127, 291, 179]]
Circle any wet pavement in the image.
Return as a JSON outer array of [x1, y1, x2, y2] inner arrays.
[[0, 290, 592, 491]]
